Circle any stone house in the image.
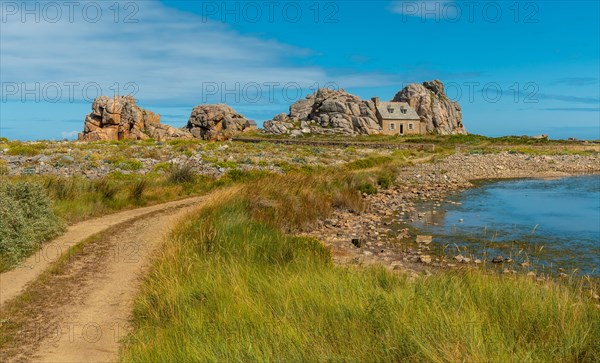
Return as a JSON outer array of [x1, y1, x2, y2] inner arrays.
[[244, 120, 257, 132], [372, 97, 423, 135]]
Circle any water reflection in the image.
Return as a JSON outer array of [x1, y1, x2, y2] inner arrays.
[[410, 175, 600, 275]]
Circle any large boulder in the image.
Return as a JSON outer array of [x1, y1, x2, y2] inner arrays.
[[79, 96, 193, 141], [185, 104, 250, 140], [263, 88, 381, 135], [392, 80, 466, 135]]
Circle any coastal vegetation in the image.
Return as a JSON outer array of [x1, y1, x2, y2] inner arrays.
[[1, 136, 598, 362], [120, 162, 600, 362]]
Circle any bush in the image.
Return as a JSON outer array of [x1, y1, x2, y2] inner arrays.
[[377, 174, 393, 189], [358, 182, 377, 195], [0, 182, 65, 271], [129, 179, 148, 201], [93, 178, 118, 200], [167, 164, 195, 184], [6, 143, 44, 156], [116, 158, 143, 171]]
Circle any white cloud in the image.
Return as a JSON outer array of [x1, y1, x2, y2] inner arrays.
[[60, 130, 79, 139], [0, 1, 331, 105], [1, 0, 416, 139]]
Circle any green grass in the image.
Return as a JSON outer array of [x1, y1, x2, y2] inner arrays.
[[121, 171, 600, 362], [244, 133, 600, 156]]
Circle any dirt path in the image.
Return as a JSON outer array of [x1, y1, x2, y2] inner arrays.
[[0, 196, 204, 362], [0, 196, 203, 307]]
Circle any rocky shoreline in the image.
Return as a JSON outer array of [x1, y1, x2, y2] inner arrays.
[[307, 151, 600, 278]]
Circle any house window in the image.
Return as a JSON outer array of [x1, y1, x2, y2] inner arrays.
[[389, 123, 396, 130], [408, 123, 413, 130], [387, 106, 394, 113], [401, 109, 407, 114]]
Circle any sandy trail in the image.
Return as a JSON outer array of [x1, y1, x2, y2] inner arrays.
[[0, 196, 203, 307], [0, 196, 204, 362]]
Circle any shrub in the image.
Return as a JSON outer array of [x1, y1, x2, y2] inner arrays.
[[93, 178, 118, 200], [377, 174, 393, 189], [116, 158, 143, 171], [167, 164, 195, 184], [6, 143, 44, 156], [0, 182, 64, 270], [129, 179, 148, 201], [358, 182, 377, 195]]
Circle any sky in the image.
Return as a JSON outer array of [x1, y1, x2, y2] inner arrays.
[[1, 0, 599, 140]]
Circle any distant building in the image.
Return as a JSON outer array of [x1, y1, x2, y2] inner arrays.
[[372, 97, 424, 135], [244, 120, 257, 132]]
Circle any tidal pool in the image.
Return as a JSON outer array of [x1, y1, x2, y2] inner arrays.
[[411, 175, 600, 275]]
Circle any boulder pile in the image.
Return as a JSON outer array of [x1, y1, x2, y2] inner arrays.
[[393, 80, 466, 135], [78, 96, 192, 141], [263, 88, 382, 136], [185, 104, 253, 141]]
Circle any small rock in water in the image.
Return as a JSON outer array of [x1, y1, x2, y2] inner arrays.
[[559, 272, 568, 278], [416, 235, 433, 244], [458, 218, 464, 223], [454, 255, 471, 263], [492, 256, 504, 264], [474, 259, 482, 264]]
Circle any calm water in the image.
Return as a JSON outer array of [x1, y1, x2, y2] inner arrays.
[[412, 175, 600, 275]]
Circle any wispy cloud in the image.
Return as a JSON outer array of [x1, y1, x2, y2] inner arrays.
[[551, 77, 599, 86], [542, 107, 600, 112], [0, 1, 327, 105], [537, 94, 600, 104], [2, 1, 417, 107]]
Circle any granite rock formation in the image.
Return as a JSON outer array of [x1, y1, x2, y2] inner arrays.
[[392, 80, 466, 135], [185, 104, 252, 141], [79, 96, 192, 141], [263, 88, 382, 136]]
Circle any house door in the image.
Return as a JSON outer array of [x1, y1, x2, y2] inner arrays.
[[399, 124, 404, 135]]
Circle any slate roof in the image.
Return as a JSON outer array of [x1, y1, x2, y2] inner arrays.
[[376, 102, 420, 121]]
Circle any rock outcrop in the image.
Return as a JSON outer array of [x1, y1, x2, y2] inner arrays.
[[185, 104, 252, 141], [263, 88, 382, 136], [392, 80, 466, 135], [79, 96, 192, 141]]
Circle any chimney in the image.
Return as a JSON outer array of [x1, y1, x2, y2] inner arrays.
[[371, 97, 379, 106]]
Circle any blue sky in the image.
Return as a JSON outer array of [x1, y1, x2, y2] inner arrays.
[[1, 0, 599, 140]]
